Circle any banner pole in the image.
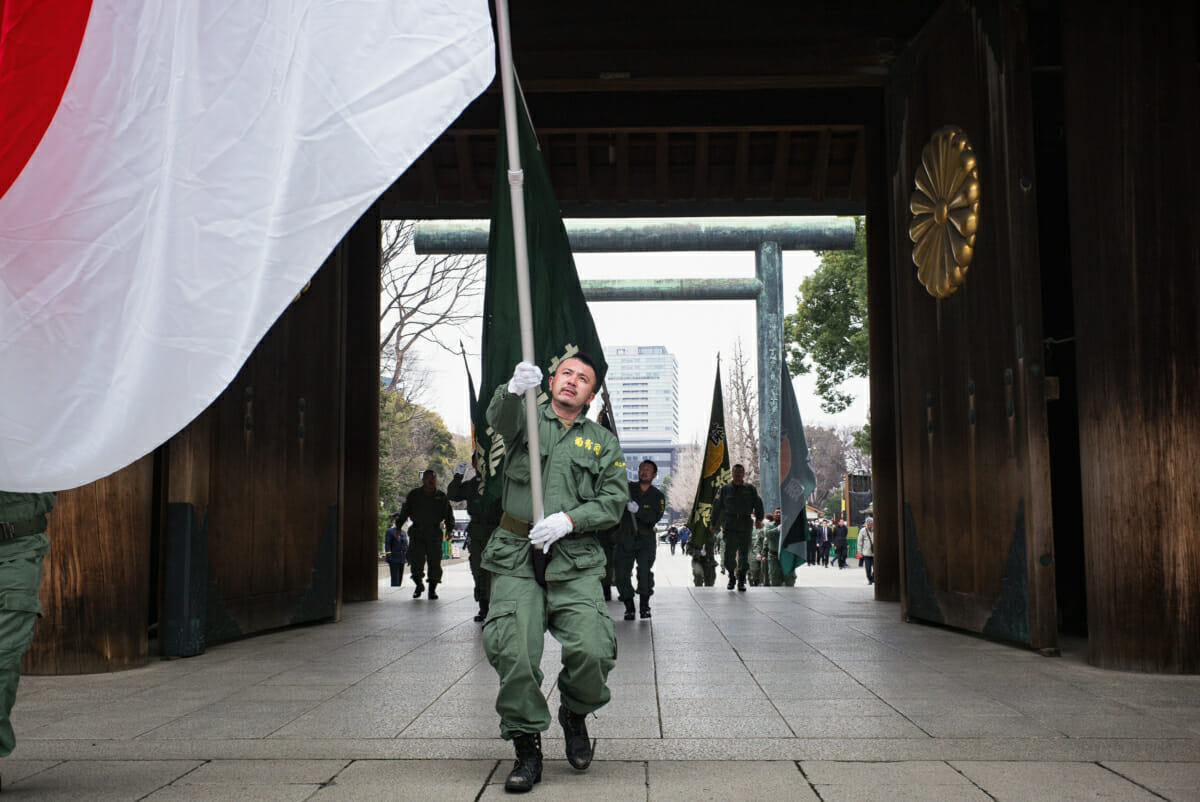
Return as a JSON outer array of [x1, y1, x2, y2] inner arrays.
[[494, 0, 546, 527]]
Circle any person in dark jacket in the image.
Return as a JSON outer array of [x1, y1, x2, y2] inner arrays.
[[394, 470, 455, 600], [833, 516, 849, 569], [613, 460, 667, 620], [448, 456, 502, 622], [384, 514, 408, 587]]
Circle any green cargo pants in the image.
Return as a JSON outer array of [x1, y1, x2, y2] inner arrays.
[[0, 534, 47, 756], [483, 572, 617, 740], [768, 553, 796, 587], [407, 530, 443, 585], [722, 529, 752, 575], [613, 532, 656, 601], [468, 527, 492, 604]]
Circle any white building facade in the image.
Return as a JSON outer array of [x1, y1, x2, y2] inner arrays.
[[603, 345, 679, 484]]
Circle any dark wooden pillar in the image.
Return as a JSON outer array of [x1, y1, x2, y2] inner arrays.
[[1062, 0, 1200, 672], [865, 98, 900, 602], [340, 205, 382, 603], [24, 457, 153, 674]]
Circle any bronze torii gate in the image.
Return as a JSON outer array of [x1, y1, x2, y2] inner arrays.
[[414, 217, 855, 512]]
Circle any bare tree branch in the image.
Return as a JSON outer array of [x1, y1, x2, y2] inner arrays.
[[379, 219, 485, 397], [725, 339, 760, 486]]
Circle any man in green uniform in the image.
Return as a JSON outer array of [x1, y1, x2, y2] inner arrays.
[[763, 508, 796, 587], [481, 355, 626, 794], [711, 463, 764, 592], [394, 470, 455, 600], [688, 537, 718, 587], [448, 456, 502, 622], [0, 491, 54, 777], [613, 459, 666, 621], [748, 520, 767, 586]]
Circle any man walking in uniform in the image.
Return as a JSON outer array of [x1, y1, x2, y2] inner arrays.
[[449, 456, 503, 621], [0, 491, 54, 780], [687, 537, 718, 587], [711, 463, 764, 591], [394, 469, 455, 600], [481, 355, 626, 793], [613, 459, 666, 620], [764, 508, 796, 587]]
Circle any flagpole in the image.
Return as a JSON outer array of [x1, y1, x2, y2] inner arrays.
[[494, 0, 545, 527]]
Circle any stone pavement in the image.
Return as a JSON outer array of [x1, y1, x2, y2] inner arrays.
[[4, 543, 1200, 800]]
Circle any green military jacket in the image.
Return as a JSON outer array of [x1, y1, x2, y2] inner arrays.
[[395, 486, 454, 540], [447, 474, 501, 540], [0, 491, 54, 563], [762, 519, 781, 556], [620, 480, 666, 538], [711, 481, 764, 534], [482, 383, 627, 581]]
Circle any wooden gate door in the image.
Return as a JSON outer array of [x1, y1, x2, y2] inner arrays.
[[886, 0, 1056, 649]]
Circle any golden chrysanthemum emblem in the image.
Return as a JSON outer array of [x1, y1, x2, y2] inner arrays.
[[909, 125, 979, 298]]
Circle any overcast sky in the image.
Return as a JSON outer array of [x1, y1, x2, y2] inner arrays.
[[406, 242, 870, 445]]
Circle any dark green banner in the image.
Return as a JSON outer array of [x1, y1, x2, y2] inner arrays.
[[778, 360, 817, 574], [685, 365, 731, 549], [474, 89, 608, 501]]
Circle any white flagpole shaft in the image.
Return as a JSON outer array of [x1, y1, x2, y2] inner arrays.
[[495, 0, 544, 526]]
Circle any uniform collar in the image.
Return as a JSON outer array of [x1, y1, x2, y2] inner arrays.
[[540, 400, 590, 428]]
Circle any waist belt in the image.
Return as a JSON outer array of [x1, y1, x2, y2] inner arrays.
[[0, 514, 47, 541], [500, 511, 595, 540]]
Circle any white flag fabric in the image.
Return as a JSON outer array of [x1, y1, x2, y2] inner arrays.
[[0, 0, 494, 490]]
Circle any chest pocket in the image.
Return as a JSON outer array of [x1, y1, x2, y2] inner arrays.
[[568, 447, 602, 499]]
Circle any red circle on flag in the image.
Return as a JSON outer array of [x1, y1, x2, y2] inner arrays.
[[0, 0, 92, 199]]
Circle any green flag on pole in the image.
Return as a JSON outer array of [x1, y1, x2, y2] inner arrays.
[[685, 364, 731, 549], [778, 360, 817, 574], [475, 91, 608, 502], [461, 342, 480, 460]]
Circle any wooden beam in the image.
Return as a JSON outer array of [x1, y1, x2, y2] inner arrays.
[[419, 156, 436, 204], [849, 128, 867, 200], [734, 131, 749, 201], [813, 127, 832, 202], [694, 132, 709, 201], [575, 133, 591, 204], [616, 132, 630, 202], [454, 134, 475, 205], [656, 132, 670, 203], [771, 131, 791, 200]]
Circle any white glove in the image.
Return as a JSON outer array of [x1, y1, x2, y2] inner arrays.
[[529, 511, 573, 552], [507, 361, 543, 395], [454, 461, 468, 476], [625, 500, 639, 514]]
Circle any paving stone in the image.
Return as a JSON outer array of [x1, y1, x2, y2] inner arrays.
[[951, 760, 1162, 801], [647, 760, 818, 801]]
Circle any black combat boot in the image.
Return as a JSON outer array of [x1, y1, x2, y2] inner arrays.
[[737, 570, 747, 592], [622, 599, 636, 621], [727, 573, 736, 590], [427, 581, 438, 600], [412, 580, 425, 599], [504, 732, 542, 793], [474, 602, 488, 623], [558, 704, 593, 770], [639, 594, 651, 619]]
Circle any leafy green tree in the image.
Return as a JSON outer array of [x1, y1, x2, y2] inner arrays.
[[785, 216, 868, 414], [378, 391, 459, 518], [852, 421, 871, 457], [822, 486, 843, 520]]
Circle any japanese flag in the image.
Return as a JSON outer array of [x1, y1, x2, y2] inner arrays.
[[0, 0, 494, 490]]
